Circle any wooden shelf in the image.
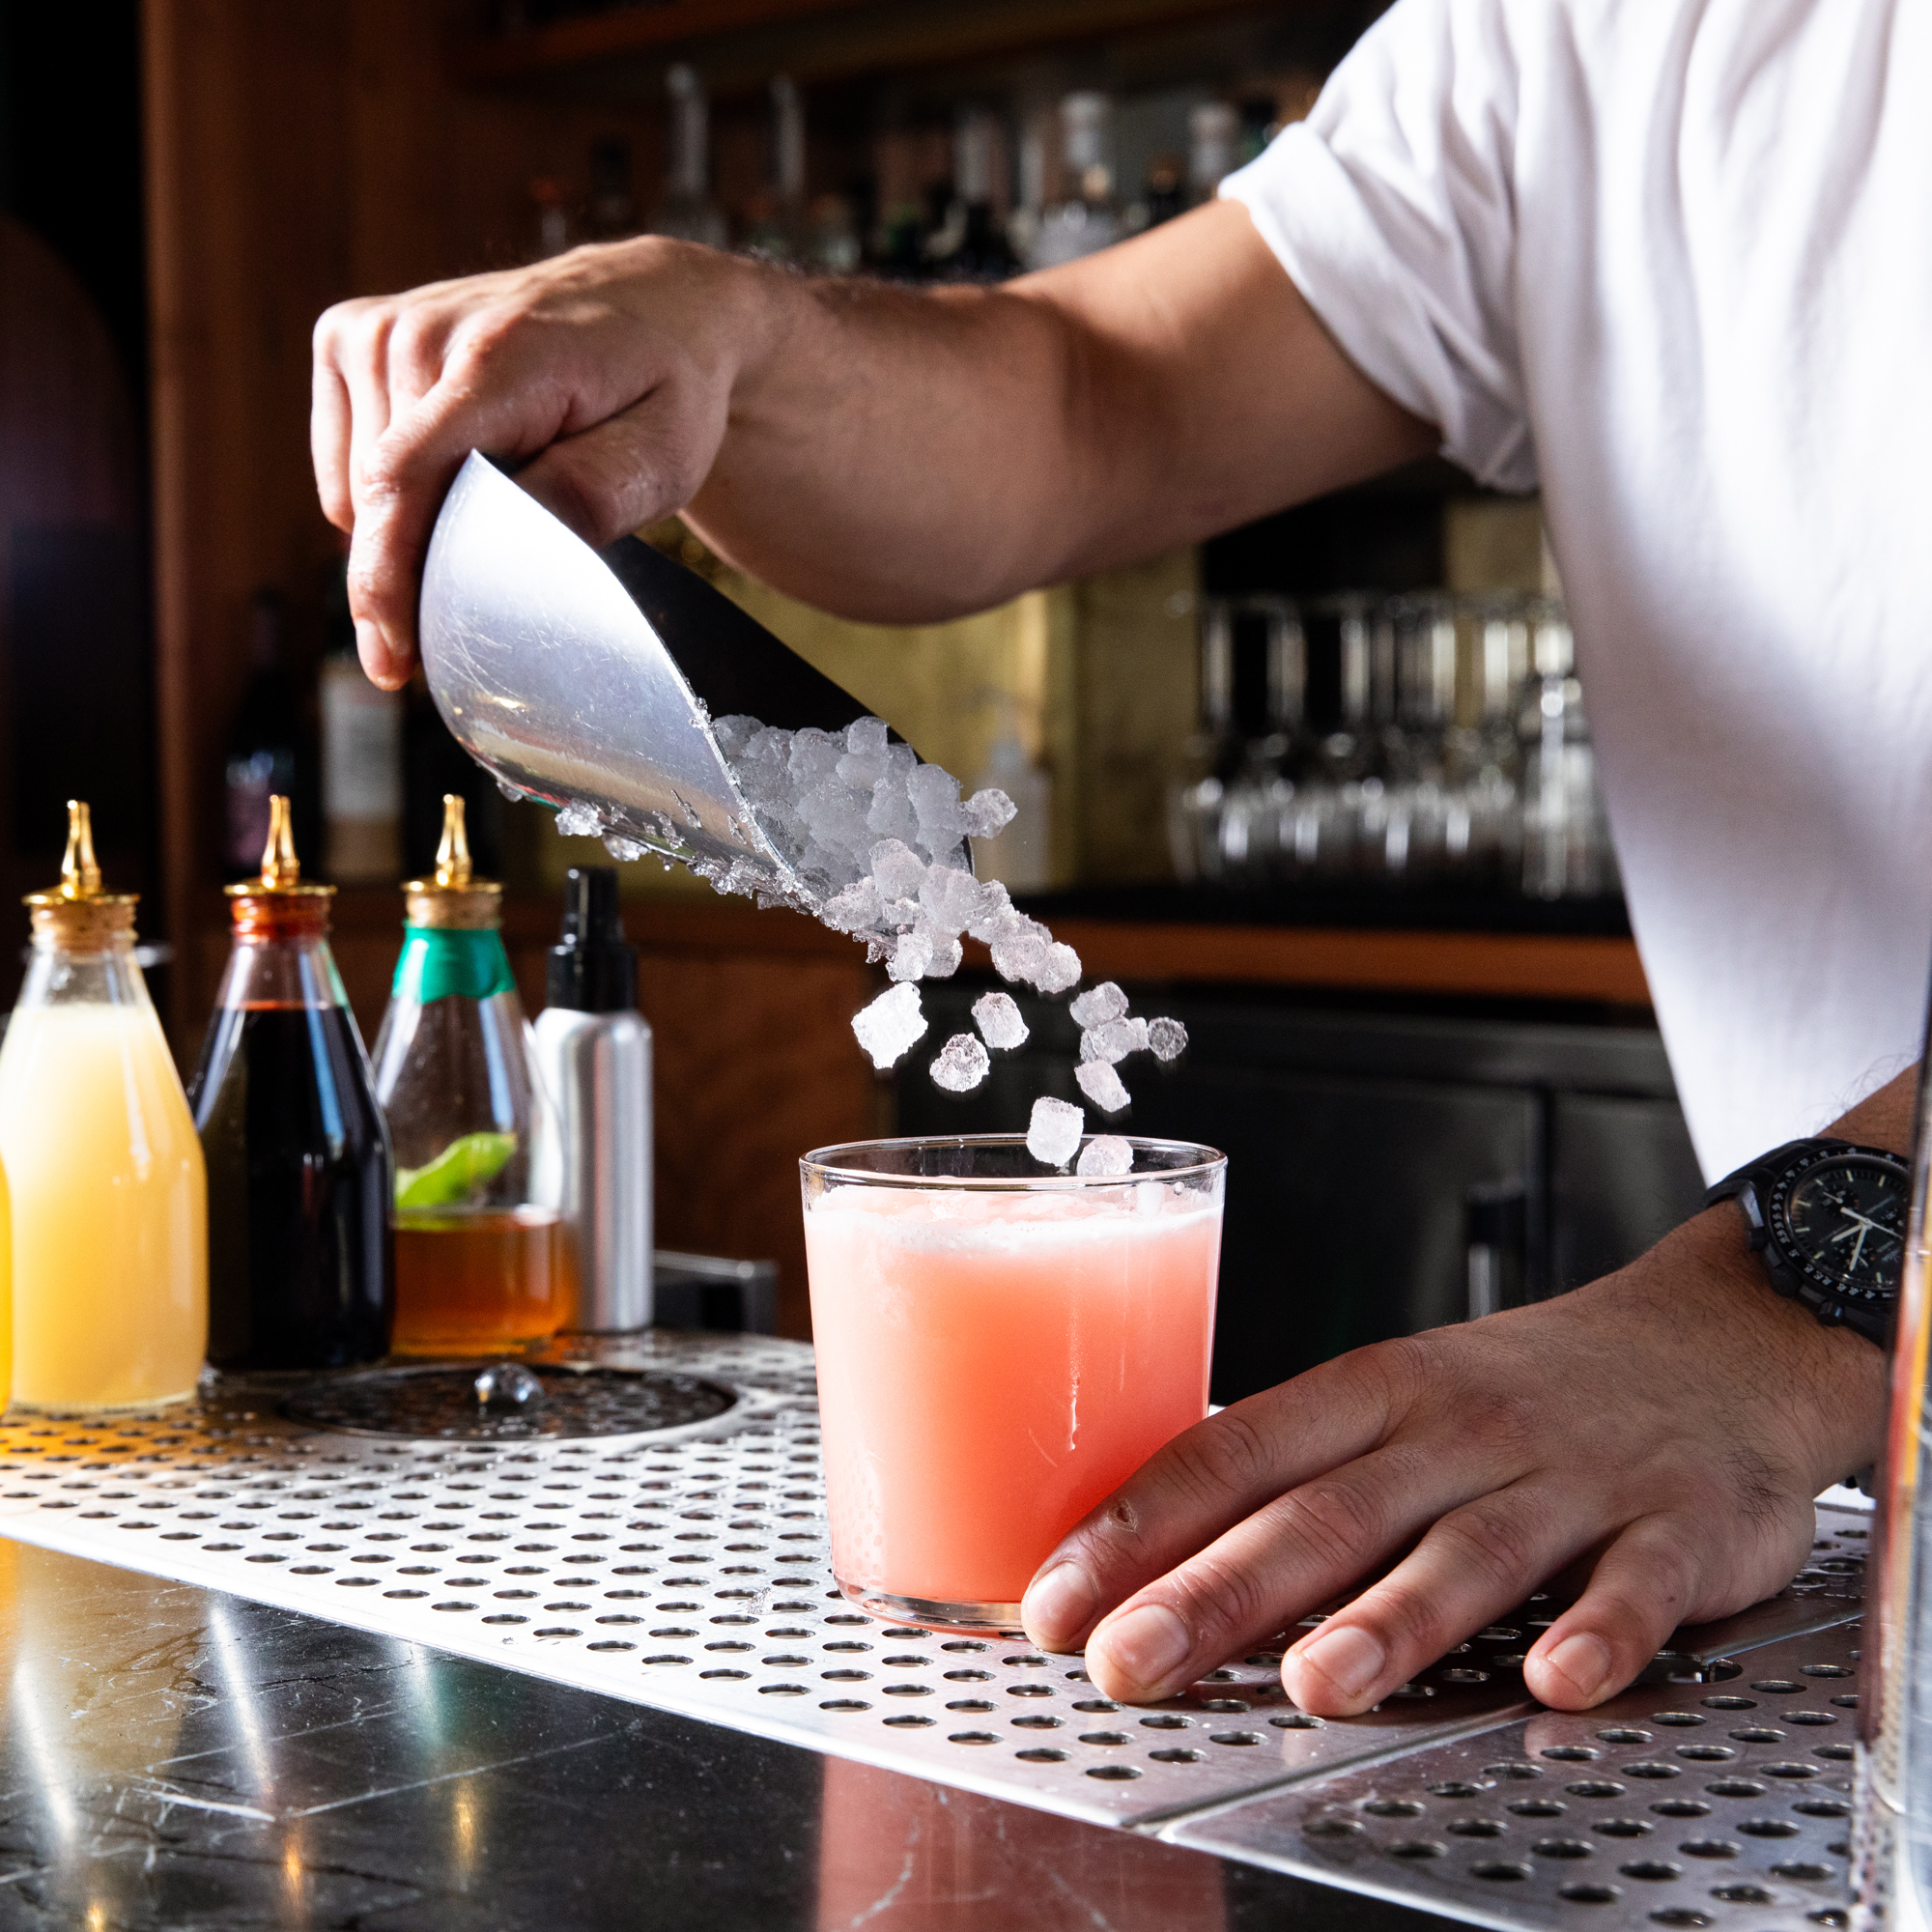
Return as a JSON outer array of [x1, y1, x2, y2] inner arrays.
[[451, 0, 1280, 95]]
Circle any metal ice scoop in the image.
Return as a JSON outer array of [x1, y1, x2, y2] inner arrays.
[[417, 449, 877, 893]]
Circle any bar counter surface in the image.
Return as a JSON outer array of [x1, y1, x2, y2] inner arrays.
[[0, 1537, 1428, 1931]]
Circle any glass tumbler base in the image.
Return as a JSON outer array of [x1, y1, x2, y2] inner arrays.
[[839, 1578, 1026, 1638]]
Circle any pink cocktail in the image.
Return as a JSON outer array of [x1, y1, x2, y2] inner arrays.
[[802, 1135, 1225, 1634]]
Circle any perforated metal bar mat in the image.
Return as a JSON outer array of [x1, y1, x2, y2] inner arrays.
[[0, 1332, 1866, 1920], [1167, 1622, 1861, 1932]]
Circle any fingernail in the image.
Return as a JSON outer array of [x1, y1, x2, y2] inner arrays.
[[1543, 1632, 1611, 1702], [355, 619, 389, 680], [1022, 1560, 1097, 1648], [1293, 1623, 1386, 1702], [1094, 1603, 1190, 1693]]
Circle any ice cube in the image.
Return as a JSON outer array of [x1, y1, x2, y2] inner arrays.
[[928, 1033, 990, 1094], [867, 775, 921, 846], [960, 787, 1019, 839], [918, 865, 984, 935], [786, 728, 844, 789], [844, 717, 890, 756], [822, 878, 883, 934], [555, 801, 602, 838], [1026, 1095, 1084, 1167], [1034, 943, 1083, 995], [965, 881, 1014, 942], [1148, 1016, 1188, 1062], [851, 982, 926, 1069], [496, 779, 525, 803], [924, 931, 963, 979], [1082, 1016, 1150, 1064], [990, 931, 1050, 987], [602, 834, 647, 862], [869, 838, 928, 902], [971, 991, 1029, 1052], [712, 714, 759, 759], [1076, 1135, 1134, 1178], [1068, 982, 1129, 1029], [1075, 1059, 1130, 1115], [907, 763, 964, 842], [888, 926, 934, 983], [800, 784, 872, 858], [836, 748, 887, 790]]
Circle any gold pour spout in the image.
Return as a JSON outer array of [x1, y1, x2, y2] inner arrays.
[[59, 800, 102, 900], [259, 794, 301, 889], [434, 794, 472, 889]]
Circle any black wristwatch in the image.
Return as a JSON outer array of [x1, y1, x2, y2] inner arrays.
[[1705, 1137, 1910, 1347]]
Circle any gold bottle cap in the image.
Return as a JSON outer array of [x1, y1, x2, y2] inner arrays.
[[24, 801, 138, 947], [227, 795, 333, 932], [403, 794, 502, 929]]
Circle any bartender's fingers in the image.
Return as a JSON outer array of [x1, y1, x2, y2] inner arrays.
[[312, 360, 355, 532], [516, 377, 730, 552], [1276, 1478, 1581, 1715], [1521, 1506, 1807, 1711], [1021, 1353, 1409, 1655]]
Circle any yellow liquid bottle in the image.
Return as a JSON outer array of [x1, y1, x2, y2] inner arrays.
[[0, 803, 207, 1411]]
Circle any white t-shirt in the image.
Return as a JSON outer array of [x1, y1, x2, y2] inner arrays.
[[1225, 0, 1932, 1179]]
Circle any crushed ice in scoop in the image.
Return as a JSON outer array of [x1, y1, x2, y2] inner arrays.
[[971, 991, 1028, 1052], [1027, 1095, 1084, 1167], [1076, 1135, 1134, 1178], [1075, 1059, 1130, 1115], [1148, 1016, 1188, 1062], [555, 801, 603, 838], [929, 1033, 990, 1094], [851, 982, 926, 1070]]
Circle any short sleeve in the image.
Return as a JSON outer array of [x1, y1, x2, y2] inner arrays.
[[1222, 0, 1538, 492]]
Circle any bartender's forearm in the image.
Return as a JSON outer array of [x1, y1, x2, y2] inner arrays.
[[312, 201, 1430, 684], [688, 201, 1429, 619]]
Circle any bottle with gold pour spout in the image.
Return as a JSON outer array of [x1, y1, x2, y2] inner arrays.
[[372, 795, 569, 1353], [0, 803, 206, 1410], [188, 797, 393, 1370]]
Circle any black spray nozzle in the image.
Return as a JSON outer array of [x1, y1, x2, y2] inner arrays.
[[547, 866, 638, 1013]]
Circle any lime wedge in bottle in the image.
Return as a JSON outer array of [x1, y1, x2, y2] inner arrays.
[[394, 1130, 518, 1210]]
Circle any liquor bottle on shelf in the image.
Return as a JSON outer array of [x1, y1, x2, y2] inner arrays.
[[650, 64, 727, 249], [1030, 92, 1121, 270], [320, 561, 403, 884], [222, 587, 311, 882], [189, 796, 393, 1372], [0, 802, 206, 1411], [372, 794, 570, 1355], [531, 867, 653, 1333], [744, 75, 810, 264], [929, 108, 1018, 282], [528, 175, 570, 260], [586, 136, 637, 241], [1188, 102, 1239, 205]]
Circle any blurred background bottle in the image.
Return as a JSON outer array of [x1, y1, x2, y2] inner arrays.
[[221, 587, 313, 883], [320, 561, 403, 884], [372, 795, 567, 1355], [651, 64, 727, 248], [190, 797, 392, 1372], [586, 134, 637, 241], [1030, 92, 1120, 269], [1188, 101, 1239, 204]]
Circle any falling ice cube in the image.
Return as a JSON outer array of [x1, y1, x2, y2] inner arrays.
[[960, 788, 1019, 839], [1082, 1016, 1150, 1065], [1076, 1135, 1134, 1178], [1068, 981, 1129, 1029], [1026, 1095, 1084, 1167], [928, 1033, 991, 1094], [888, 926, 934, 983], [918, 865, 985, 936], [851, 982, 926, 1070], [1075, 1059, 1130, 1115], [971, 991, 1029, 1052], [1148, 1017, 1188, 1062], [1034, 943, 1083, 995]]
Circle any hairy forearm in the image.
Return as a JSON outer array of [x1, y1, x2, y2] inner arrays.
[[685, 202, 1433, 622]]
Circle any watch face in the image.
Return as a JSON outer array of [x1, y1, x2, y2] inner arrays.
[[1771, 1152, 1908, 1305]]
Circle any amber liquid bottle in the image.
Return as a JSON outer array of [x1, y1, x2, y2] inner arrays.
[[372, 795, 570, 1354], [189, 797, 393, 1370]]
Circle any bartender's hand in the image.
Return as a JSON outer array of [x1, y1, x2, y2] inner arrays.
[[1022, 1070, 1909, 1713], [311, 205, 1431, 688]]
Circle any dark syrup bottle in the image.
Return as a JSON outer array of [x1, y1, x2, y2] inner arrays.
[[189, 795, 394, 1369]]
